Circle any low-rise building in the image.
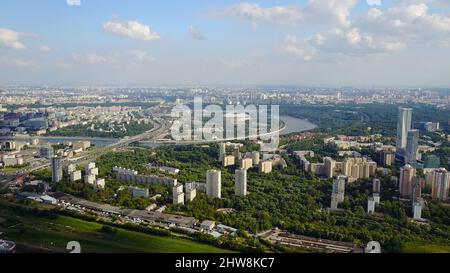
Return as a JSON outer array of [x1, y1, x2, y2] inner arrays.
[[200, 220, 215, 231], [159, 166, 180, 175]]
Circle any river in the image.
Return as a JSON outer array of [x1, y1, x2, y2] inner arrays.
[[1, 116, 315, 147], [279, 115, 318, 135]]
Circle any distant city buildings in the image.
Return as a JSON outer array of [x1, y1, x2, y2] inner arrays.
[[0, 100, 151, 137]]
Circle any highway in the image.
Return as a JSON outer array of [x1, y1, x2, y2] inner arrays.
[[0, 135, 117, 143], [1, 118, 170, 176], [68, 117, 169, 166]]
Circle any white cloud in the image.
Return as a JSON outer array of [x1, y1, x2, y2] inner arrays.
[[103, 20, 160, 41], [39, 45, 52, 52], [0, 28, 26, 50], [217, 3, 304, 27], [367, 0, 382, 6], [216, 0, 357, 28], [278, 1, 450, 61], [280, 35, 318, 61], [280, 26, 407, 61], [358, 3, 450, 46], [188, 26, 206, 40], [129, 50, 155, 62], [72, 52, 119, 64], [66, 0, 81, 6], [218, 1, 450, 61], [303, 0, 357, 28]]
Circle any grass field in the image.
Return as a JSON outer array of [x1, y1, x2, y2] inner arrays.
[[402, 241, 450, 253], [0, 166, 26, 174], [3, 214, 234, 253]]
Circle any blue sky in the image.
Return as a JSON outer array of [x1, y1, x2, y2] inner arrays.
[[1, 0, 450, 86]]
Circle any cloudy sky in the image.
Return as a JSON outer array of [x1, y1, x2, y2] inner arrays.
[[1, 0, 450, 87]]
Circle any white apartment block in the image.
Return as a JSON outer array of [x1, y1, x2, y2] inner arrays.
[[70, 170, 82, 182], [206, 170, 222, 199], [235, 168, 248, 197]]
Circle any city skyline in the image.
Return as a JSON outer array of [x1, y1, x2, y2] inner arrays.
[[1, 0, 450, 87]]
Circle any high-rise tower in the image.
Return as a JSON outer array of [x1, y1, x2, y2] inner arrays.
[[396, 107, 413, 156]]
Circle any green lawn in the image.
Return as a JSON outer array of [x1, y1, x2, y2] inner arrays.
[[4, 215, 234, 253], [0, 166, 28, 174], [403, 241, 450, 253]]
